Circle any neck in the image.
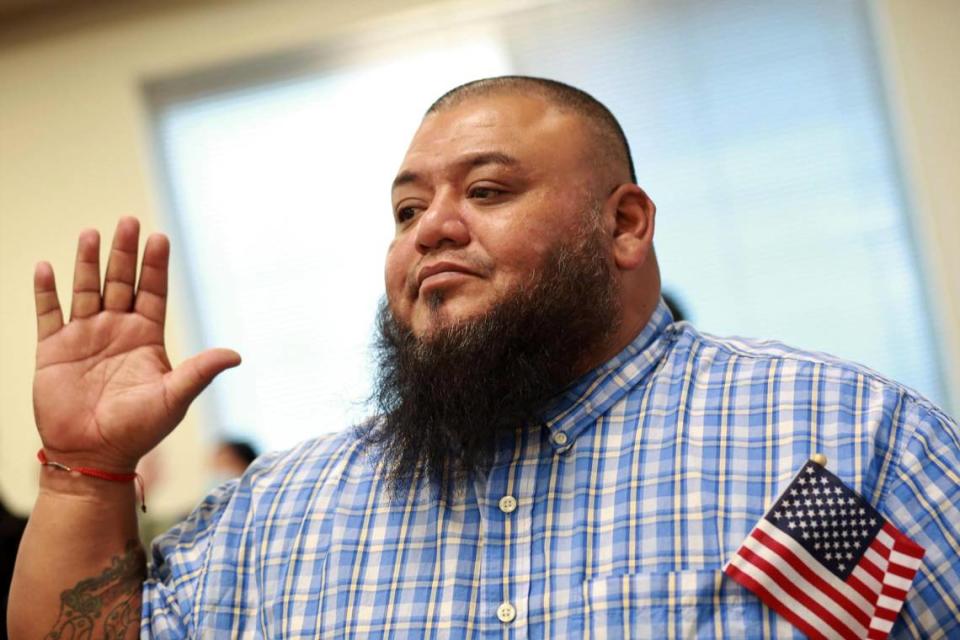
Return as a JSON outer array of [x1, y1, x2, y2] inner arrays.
[[574, 269, 662, 377]]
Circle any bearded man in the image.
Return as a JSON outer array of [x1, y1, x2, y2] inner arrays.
[[9, 77, 960, 639]]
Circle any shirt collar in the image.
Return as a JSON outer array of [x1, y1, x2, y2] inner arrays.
[[539, 298, 675, 452]]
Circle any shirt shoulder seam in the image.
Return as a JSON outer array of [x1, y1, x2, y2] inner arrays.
[[679, 326, 948, 420]]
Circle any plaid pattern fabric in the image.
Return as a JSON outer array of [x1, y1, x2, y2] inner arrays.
[[142, 301, 960, 639]]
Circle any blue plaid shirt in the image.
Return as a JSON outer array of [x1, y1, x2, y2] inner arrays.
[[143, 301, 960, 638]]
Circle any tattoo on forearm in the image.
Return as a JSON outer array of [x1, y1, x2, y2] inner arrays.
[[45, 540, 145, 640]]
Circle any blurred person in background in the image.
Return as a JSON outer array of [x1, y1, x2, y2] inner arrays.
[[209, 439, 259, 484], [8, 77, 960, 638]]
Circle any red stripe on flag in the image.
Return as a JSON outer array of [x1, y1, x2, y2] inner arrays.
[[858, 553, 886, 583], [873, 606, 899, 622], [868, 537, 892, 560], [724, 562, 832, 640], [884, 522, 925, 558], [734, 544, 864, 639], [881, 584, 908, 601], [887, 563, 918, 580], [872, 546, 891, 561], [846, 571, 881, 606]]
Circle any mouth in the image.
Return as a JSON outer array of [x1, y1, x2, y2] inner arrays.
[[416, 261, 480, 293]]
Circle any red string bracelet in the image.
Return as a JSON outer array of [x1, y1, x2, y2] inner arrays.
[[37, 449, 147, 513]]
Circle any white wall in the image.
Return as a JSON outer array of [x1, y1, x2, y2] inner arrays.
[[870, 0, 960, 414], [1, 0, 957, 516]]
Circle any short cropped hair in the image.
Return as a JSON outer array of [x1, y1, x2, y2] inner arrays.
[[426, 76, 637, 185]]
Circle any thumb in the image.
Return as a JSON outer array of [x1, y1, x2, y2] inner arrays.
[[165, 348, 241, 411]]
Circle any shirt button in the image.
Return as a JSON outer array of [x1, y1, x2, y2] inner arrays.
[[496, 602, 516, 623], [551, 431, 568, 446], [498, 495, 517, 513]]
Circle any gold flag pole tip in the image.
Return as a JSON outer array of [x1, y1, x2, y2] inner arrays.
[[811, 453, 828, 467]]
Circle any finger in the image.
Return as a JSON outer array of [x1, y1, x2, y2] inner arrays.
[[134, 233, 169, 326], [102, 217, 140, 311], [70, 229, 102, 320], [165, 348, 242, 411], [34, 262, 64, 340]]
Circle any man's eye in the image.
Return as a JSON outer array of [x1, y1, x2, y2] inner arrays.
[[468, 186, 504, 199], [395, 206, 419, 223]]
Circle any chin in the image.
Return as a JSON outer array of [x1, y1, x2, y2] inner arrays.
[[418, 297, 497, 332]]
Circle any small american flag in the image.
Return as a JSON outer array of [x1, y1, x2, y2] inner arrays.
[[724, 459, 925, 640]]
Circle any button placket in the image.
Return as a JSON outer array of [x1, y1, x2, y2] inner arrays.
[[498, 435, 538, 639], [478, 440, 523, 634]]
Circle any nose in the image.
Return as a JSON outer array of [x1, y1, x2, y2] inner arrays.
[[415, 191, 470, 254]]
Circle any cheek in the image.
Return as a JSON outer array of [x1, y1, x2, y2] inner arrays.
[[384, 242, 412, 301], [492, 235, 552, 277]]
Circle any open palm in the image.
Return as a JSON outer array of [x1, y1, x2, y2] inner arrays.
[[33, 218, 240, 472]]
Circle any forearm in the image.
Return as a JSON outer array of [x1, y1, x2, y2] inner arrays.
[[19, 219, 239, 637], [8, 467, 144, 640]]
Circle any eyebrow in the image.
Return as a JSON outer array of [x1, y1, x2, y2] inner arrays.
[[391, 151, 521, 192]]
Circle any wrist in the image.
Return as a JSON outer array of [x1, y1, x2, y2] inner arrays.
[[38, 464, 137, 504], [37, 448, 147, 511], [37, 446, 139, 475]]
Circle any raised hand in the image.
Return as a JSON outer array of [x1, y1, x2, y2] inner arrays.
[[32, 217, 240, 472]]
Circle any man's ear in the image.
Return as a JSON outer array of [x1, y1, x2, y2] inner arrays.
[[606, 183, 655, 270]]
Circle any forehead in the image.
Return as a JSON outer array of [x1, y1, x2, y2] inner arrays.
[[395, 93, 591, 184]]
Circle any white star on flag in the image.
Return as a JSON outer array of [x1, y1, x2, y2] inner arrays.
[[723, 459, 925, 640]]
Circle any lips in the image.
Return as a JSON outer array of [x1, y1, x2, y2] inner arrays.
[[416, 261, 480, 291]]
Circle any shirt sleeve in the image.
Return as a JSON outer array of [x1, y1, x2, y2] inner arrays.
[[140, 479, 239, 639], [878, 395, 960, 638]]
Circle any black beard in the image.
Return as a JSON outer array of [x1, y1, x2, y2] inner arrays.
[[359, 219, 621, 498]]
